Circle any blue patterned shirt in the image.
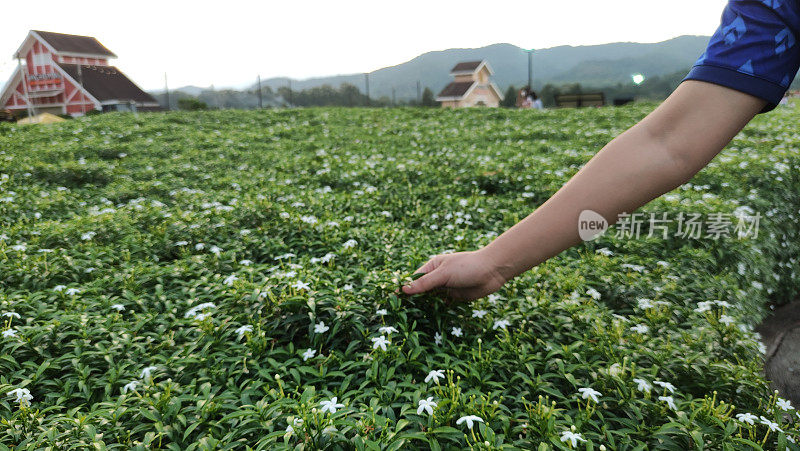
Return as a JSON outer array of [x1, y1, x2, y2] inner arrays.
[[683, 0, 800, 113]]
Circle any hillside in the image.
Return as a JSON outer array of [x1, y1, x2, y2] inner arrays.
[[257, 35, 710, 100]]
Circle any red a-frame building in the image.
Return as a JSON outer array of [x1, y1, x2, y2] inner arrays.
[[1, 30, 159, 117]]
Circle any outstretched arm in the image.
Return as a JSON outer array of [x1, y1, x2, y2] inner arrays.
[[402, 80, 767, 302]]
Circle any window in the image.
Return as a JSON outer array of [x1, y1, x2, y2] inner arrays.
[[32, 52, 50, 67]]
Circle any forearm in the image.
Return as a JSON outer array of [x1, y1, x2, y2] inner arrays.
[[483, 123, 696, 280], [481, 81, 765, 282]]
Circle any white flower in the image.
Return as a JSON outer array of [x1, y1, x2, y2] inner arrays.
[[174, 241, 189, 246], [456, 415, 484, 429], [235, 325, 253, 338], [319, 397, 344, 414], [578, 387, 601, 403], [195, 243, 205, 250], [376, 308, 387, 316], [417, 397, 437, 415], [240, 259, 252, 266], [659, 396, 677, 410], [694, 301, 713, 313], [759, 416, 782, 432], [630, 324, 649, 334], [2, 329, 18, 338], [285, 417, 303, 438], [122, 380, 140, 393], [487, 294, 500, 304], [560, 430, 586, 447], [342, 239, 358, 249], [314, 321, 330, 334], [343, 283, 354, 291], [637, 298, 655, 309], [140, 366, 157, 381], [434, 332, 443, 345], [451, 327, 463, 337], [2, 312, 20, 319], [653, 380, 676, 393], [621, 263, 645, 272], [302, 348, 316, 361], [292, 281, 310, 291], [7, 388, 32, 406], [736, 412, 757, 425], [472, 309, 488, 319], [110, 304, 125, 312], [777, 397, 793, 411], [596, 247, 614, 256], [425, 370, 445, 384], [194, 313, 210, 321], [65, 288, 81, 296], [719, 315, 735, 325], [378, 326, 398, 335], [586, 288, 601, 300], [184, 302, 216, 318], [81, 231, 96, 240], [633, 378, 652, 393], [492, 319, 510, 330], [223, 274, 238, 286], [371, 335, 389, 351]]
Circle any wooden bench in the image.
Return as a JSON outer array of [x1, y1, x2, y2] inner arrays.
[[554, 92, 605, 108]]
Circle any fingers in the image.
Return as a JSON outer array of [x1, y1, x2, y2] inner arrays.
[[413, 255, 441, 275], [402, 266, 450, 295]]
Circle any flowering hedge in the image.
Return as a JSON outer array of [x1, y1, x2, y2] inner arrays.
[[0, 105, 799, 449]]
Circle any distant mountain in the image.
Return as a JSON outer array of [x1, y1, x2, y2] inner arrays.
[[174, 86, 207, 97], [257, 35, 711, 101]]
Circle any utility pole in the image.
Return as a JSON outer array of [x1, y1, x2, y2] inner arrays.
[[364, 73, 370, 107], [17, 57, 34, 118], [416, 80, 421, 104], [164, 73, 170, 110], [256, 75, 263, 109], [78, 63, 86, 115]]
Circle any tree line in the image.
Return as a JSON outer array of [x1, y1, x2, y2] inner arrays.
[[153, 67, 705, 111]]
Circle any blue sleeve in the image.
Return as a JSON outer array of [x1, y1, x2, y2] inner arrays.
[[682, 0, 800, 113]]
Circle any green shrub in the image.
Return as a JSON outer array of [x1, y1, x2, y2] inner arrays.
[[0, 106, 797, 449]]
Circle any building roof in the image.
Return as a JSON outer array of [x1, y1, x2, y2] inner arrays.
[[437, 81, 476, 99], [450, 61, 483, 73], [57, 63, 157, 104], [33, 30, 116, 57]]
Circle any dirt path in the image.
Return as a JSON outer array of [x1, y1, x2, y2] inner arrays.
[[756, 300, 800, 405]]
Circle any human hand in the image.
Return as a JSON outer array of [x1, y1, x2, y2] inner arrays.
[[401, 249, 508, 303]]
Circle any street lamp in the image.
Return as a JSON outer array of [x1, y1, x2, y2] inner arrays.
[[632, 73, 645, 85], [524, 48, 534, 89]]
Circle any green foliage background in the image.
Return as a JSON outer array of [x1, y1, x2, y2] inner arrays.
[[0, 105, 798, 449]]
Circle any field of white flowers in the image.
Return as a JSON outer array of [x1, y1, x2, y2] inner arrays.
[[1, 105, 799, 449]]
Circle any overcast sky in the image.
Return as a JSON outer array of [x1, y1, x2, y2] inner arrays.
[[0, 0, 727, 91]]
